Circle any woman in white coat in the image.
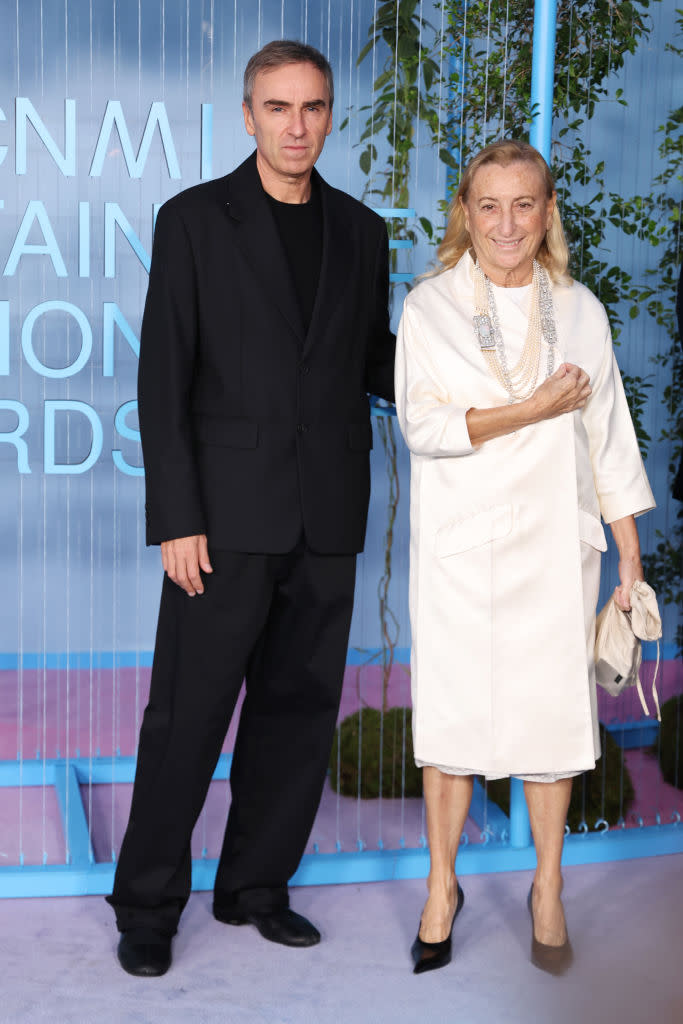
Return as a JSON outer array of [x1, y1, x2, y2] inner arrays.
[[395, 140, 655, 976]]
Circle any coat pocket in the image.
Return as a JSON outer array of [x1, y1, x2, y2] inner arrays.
[[194, 416, 259, 448], [435, 504, 513, 558], [577, 508, 607, 552]]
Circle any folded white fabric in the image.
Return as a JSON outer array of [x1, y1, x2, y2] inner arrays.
[[594, 580, 662, 720]]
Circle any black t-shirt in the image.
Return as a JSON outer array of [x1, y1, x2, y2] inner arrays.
[[266, 181, 323, 334]]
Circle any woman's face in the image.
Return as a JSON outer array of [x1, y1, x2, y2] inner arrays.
[[460, 160, 556, 287]]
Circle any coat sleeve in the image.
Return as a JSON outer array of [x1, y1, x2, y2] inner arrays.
[[395, 298, 474, 457], [364, 224, 396, 402], [582, 311, 655, 523], [138, 202, 206, 545]]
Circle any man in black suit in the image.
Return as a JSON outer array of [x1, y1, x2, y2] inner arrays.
[[107, 39, 395, 976]]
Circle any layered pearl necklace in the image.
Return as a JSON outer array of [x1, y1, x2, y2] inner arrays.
[[472, 257, 558, 403]]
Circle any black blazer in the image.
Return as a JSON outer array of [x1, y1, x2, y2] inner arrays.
[[138, 153, 395, 553]]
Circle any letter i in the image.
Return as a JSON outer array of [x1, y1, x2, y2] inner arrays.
[[201, 104, 213, 181], [0, 300, 8, 375], [79, 201, 90, 277]]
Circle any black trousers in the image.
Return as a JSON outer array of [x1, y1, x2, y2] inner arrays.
[[107, 544, 357, 935]]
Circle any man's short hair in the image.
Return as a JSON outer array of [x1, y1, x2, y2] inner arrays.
[[243, 39, 334, 112]]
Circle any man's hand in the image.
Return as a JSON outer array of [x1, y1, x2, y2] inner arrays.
[[528, 363, 592, 422], [161, 534, 213, 596]]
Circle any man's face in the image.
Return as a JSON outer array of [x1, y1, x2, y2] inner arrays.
[[242, 61, 333, 184]]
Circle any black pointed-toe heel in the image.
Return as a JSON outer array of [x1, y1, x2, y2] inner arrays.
[[410, 884, 465, 975], [527, 885, 573, 976]]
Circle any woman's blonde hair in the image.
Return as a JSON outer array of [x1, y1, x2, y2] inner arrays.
[[437, 139, 571, 284]]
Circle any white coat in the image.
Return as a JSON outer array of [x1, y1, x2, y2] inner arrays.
[[395, 253, 655, 777]]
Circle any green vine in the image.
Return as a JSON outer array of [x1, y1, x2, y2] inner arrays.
[[343, 0, 442, 288], [374, 415, 401, 711]]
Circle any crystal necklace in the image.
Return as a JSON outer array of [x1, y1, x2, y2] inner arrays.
[[472, 257, 558, 404]]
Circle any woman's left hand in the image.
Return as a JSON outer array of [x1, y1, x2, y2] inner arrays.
[[613, 556, 645, 611], [609, 515, 645, 611]]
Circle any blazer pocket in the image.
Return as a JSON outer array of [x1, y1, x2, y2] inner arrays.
[[194, 416, 259, 448], [436, 504, 513, 558], [348, 422, 373, 451], [577, 508, 608, 552]]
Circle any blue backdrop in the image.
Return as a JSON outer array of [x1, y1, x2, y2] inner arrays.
[[0, 0, 680, 671]]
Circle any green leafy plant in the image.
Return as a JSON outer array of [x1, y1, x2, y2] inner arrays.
[[343, 0, 443, 268], [329, 707, 422, 798], [652, 696, 683, 791]]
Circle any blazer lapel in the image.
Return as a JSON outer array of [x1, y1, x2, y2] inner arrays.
[[303, 176, 353, 357], [224, 154, 306, 342]]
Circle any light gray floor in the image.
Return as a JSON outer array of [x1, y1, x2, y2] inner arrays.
[[1, 855, 682, 1024]]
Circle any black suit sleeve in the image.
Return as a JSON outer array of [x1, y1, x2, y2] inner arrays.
[[138, 203, 206, 545], [364, 224, 396, 403]]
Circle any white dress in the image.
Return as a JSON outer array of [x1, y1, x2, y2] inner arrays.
[[395, 253, 655, 779]]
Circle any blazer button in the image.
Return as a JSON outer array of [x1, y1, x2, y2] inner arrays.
[[296, 423, 309, 433], [300, 362, 310, 375]]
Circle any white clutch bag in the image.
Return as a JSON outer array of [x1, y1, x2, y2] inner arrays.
[[594, 580, 662, 720]]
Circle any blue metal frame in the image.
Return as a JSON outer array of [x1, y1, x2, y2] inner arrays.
[[0, 652, 674, 895], [529, 0, 558, 161], [373, 207, 416, 284], [3, 826, 682, 899], [1, 749, 681, 897], [507, 0, 562, 850]]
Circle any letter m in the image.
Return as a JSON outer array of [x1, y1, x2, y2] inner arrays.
[[90, 101, 180, 179]]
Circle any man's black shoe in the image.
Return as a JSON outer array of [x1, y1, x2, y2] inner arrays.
[[215, 906, 321, 947], [116, 929, 172, 976]]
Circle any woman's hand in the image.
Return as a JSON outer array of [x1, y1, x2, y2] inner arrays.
[[465, 364, 591, 447], [528, 364, 592, 423], [613, 557, 645, 611], [609, 515, 644, 611]]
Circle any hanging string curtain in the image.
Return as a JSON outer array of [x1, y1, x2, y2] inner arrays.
[[0, 0, 680, 894]]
